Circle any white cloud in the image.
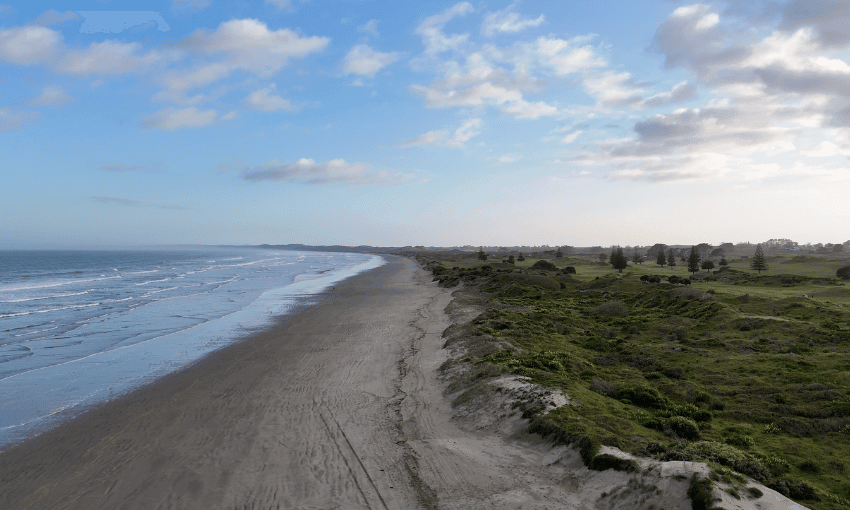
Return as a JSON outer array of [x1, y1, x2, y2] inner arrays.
[[27, 86, 74, 106], [482, 5, 544, 36], [416, 2, 474, 56], [245, 84, 296, 111], [0, 4, 13, 15], [396, 118, 483, 148], [449, 118, 482, 146], [0, 26, 61, 65], [176, 19, 329, 76], [641, 81, 697, 108], [502, 98, 558, 119], [341, 44, 402, 78], [31, 10, 82, 26], [583, 71, 644, 107], [240, 158, 415, 185], [396, 130, 448, 147], [142, 107, 217, 130], [357, 20, 379, 37], [0, 107, 39, 132], [60, 40, 160, 75], [498, 155, 520, 163], [562, 130, 583, 144]]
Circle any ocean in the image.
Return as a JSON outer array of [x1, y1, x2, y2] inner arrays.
[[0, 248, 384, 449]]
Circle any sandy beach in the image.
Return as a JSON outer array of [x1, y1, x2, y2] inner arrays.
[[0, 255, 804, 510]]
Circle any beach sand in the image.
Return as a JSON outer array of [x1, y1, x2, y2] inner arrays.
[[0, 256, 799, 510]]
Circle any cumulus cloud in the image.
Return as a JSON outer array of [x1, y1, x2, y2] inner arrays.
[[357, 20, 379, 37], [142, 107, 217, 130], [245, 84, 296, 111], [0, 107, 39, 132], [341, 44, 402, 77], [60, 40, 160, 75], [779, 0, 850, 47], [240, 158, 415, 185], [31, 10, 82, 26], [163, 19, 328, 92], [482, 4, 544, 36], [27, 86, 74, 106], [651, 4, 750, 76], [0, 26, 62, 66]]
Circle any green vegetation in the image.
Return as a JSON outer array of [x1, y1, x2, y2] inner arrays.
[[752, 244, 768, 274], [425, 250, 850, 509]]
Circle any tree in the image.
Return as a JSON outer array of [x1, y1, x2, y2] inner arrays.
[[610, 246, 629, 273], [701, 260, 715, 272], [646, 243, 668, 258], [750, 244, 768, 274], [656, 250, 666, 268], [719, 257, 728, 267], [517, 253, 525, 262], [632, 251, 644, 264], [477, 247, 487, 261], [687, 246, 701, 274], [837, 266, 850, 280], [666, 249, 676, 268], [506, 255, 515, 264], [555, 247, 563, 258], [695, 243, 712, 259], [598, 253, 608, 263]]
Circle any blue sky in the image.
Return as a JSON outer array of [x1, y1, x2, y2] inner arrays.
[[1, 0, 848, 248]]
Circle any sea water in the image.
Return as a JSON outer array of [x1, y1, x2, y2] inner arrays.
[[0, 248, 384, 449]]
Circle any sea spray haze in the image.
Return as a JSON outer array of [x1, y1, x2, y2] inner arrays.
[[0, 248, 383, 448]]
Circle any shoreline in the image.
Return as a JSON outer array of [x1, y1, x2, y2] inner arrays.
[[0, 251, 385, 451], [0, 255, 439, 509]]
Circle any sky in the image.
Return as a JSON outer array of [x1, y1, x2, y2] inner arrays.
[[1, 0, 848, 249]]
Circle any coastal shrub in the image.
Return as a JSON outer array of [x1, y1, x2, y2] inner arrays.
[[768, 479, 820, 501], [693, 410, 713, 423], [673, 287, 714, 301], [746, 487, 764, 499], [761, 455, 791, 476], [614, 386, 668, 409], [692, 390, 712, 404], [724, 434, 755, 449], [588, 453, 637, 472], [563, 266, 576, 274], [798, 459, 821, 473], [669, 416, 701, 440], [530, 260, 558, 271], [590, 378, 618, 396], [687, 474, 717, 510], [590, 300, 629, 317], [526, 417, 600, 466], [837, 266, 850, 280]]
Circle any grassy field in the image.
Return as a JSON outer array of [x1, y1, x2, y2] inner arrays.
[[427, 252, 850, 509]]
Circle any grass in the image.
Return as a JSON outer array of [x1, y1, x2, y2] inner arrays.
[[425, 252, 850, 509]]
